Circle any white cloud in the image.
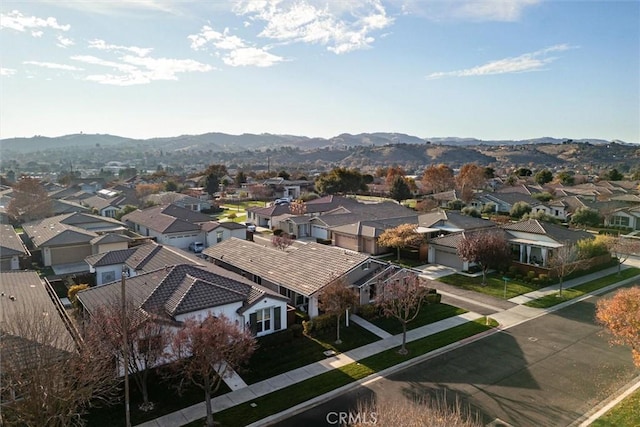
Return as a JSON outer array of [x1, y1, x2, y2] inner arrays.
[[0, 10, 70, 32], [188, 25, 284, 67], [56, 35, 75, 48], [427, 44, 575, 79], [1, 68, 17, 76], [31, 30, 44, 38], [397, 0, 541, 22], [222, 47, 284, 67], [72, 53, 213, 86], [233, 0, 394, 54], [88, 39, 153, 57], [23, 61, 84, 71]]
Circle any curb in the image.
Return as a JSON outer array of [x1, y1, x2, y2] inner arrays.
[[247, 323, 501, 427]]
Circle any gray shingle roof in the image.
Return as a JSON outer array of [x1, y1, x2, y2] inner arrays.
[[78, 264, 284, 319], [122, 204, 205, 233], [503, 219, 594, 243], [0, 224, 28, 257], [418, 210, 496, 231], [85, 243, 196, 272], [203, 237, 370, 296], [23, 218, 97, 247], [90, 233, 131, 245]]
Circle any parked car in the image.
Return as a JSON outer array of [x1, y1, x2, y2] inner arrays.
[[189, 242, 204, 253]]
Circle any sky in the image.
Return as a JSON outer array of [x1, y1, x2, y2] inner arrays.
[[1, 0, 638, 143]]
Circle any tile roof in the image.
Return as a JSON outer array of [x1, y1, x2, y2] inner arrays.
[[90, 233, 131, 245], [122, 204, 205, 233], [330, 216, 418, 238], [77, 264, 284, 319], [203, 237, 370, 296], [0, 271, 75, 349], [503, 219, 593, 243], [85, 242, 197, 272], [430, 228, 509, 249], [0, 224, 28, 257], [418, 210, 496, 230], [23, 218, 98, 247]]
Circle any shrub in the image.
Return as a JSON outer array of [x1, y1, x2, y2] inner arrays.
[[273, 229, 284, 236], [295, 310, 310, 323], [577, 238, 609, 258], [508, 266, 519, 277], [68, 284, 90, 308], [302, 320, 314, 335], [527, 271, 536, 280], [539, 273, 549, 284], [426, 293, 442, 304], [358, 304, 379, 320], [515, 274, 523, 281], [228, 213, 237, 219], [312, 313, 337, 332]]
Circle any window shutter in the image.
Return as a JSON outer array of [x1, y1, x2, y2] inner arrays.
[[273, 306, 281, 331], [249, 312, 258, 335]]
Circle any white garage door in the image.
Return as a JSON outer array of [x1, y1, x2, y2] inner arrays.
[[311, 225, 328, 240], [434, 249, 463, 270]]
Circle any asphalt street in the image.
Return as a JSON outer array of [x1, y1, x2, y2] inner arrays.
[[273, 286, 639, 427]]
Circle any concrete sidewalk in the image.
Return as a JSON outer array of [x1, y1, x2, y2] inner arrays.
[[137, 262, 640, 427], [136, 311, 484, 427]]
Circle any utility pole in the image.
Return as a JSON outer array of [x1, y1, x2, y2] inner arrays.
[[121, 266, 131, 427]]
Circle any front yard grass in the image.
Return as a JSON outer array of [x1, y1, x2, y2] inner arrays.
[[242, 321, 380, 385], [439, 273, 539, 299], [524, 267, 640, 309], [368, 302, 467, 335], [592, 387, 640, 427], [209, 318, 497, 427]]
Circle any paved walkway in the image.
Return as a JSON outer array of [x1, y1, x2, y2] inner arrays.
[[137, 262, 640, 427]]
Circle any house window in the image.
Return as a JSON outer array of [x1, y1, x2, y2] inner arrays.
[[216, 231, 223, 243], [255, 308, 271, 333], [611, 215, 629, 227], [101, 271, 116, 284], [138, 335, 163, 355], [555, 209, 559, 216]]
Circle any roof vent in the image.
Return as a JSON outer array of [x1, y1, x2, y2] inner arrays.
[[9, 295, 16, 301]]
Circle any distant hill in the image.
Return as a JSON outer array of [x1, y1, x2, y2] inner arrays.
[[0, 131, 626, 154]]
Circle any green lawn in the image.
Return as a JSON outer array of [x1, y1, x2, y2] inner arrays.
[[368, 302, 466, 335], [242, 321, 380, 384], [592, 387, 640, 427], [191, 318, 497, 427], [524, 268, 640, 308], [439, 273, 540, 299], [85, 369, 231, 427]]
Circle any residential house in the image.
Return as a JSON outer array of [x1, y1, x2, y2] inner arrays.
[[604, 206, 640, 231], [122, 204, 221, 250], [22, 212, 128, 271], [0, 224, 30, 270], [77, 263, 289, 337], [202, 221, 247, 247], [203, 237, 387, 317], [503, 219, 594, 268], [145, 192, 212, 212], [85, 242, 203, 286]]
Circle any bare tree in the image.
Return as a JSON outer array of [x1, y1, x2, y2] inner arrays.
[[456, 231, 511, 285], [271, 232, 293, 250], [7, 177, 53, 222], [598, 235, 640, 274], [318, 277, 359, 344], [376, 272, 429, 355], [352, 394, 481, 427], [169, 314, 257, 427], [289, 199, 307, 216], [378, 224, 424, 261], [87, 298, 172, 411], [547, 243, 583, 297], [1, 302, 118, 427]]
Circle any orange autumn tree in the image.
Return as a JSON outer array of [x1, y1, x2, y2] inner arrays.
[[596, 286, 640, 367]]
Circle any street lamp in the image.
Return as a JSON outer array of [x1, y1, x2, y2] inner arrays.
[[121, 265, 131, 427]]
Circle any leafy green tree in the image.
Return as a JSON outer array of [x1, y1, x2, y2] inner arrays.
[[447, 199, 465, 210], [510, 201, 532, 219], [315, 168, 367, 195], [481, 202, 497, 214], [484, 167, 495, 179], [531, 191, 553, 202], [235, 171, 247, 186], [556, 171, 575, 185], [570, 207, 602, 227], [516, 167, 532, 177], [165, 180, 178, 192], [604, 168, 624, 181], [534, 169, 553, 185], [461, 207, 481, 218], [389, 176, 412, 202], [277, 170, 290, 180]]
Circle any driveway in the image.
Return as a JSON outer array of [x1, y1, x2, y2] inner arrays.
[[273, 285, 639, 427]]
